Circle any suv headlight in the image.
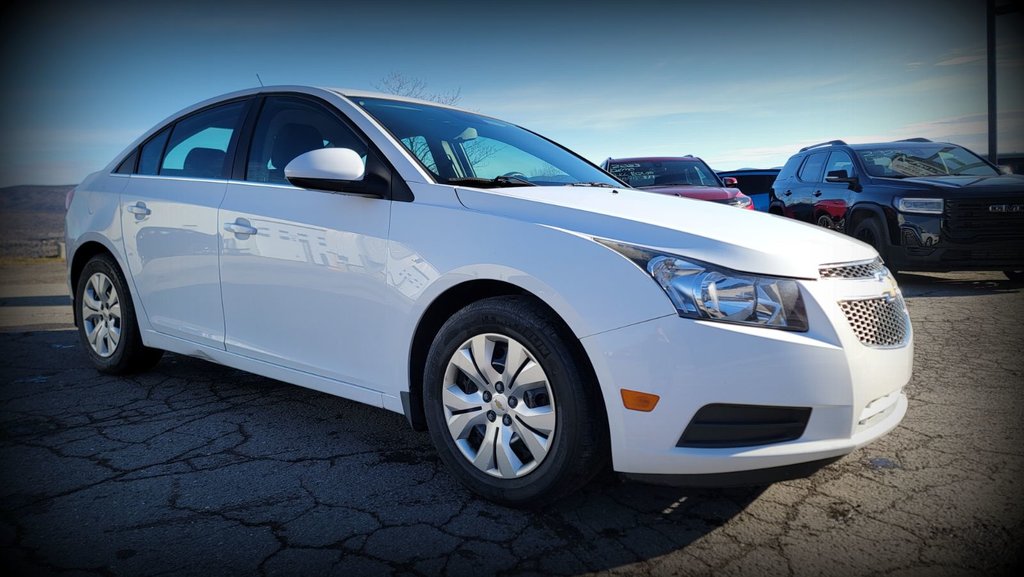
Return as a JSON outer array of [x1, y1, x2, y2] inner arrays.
[[598, 240, 808, 331], [896, 197, 943, 214]]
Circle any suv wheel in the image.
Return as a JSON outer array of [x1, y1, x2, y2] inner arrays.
[[852, 217, 888, 263], [423, 296, 606, 507], [75, 254, 163, 374], [816, 214, 833, 229]]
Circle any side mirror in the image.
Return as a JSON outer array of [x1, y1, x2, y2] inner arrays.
[[722, 176, 738, 186], [285, 148, 381, 196], [997, 165, 1013, 175], [825, 169, 861, 191]]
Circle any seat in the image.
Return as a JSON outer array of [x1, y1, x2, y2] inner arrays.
[[269, 124, 324, 183], [182, 147, 226, 178]]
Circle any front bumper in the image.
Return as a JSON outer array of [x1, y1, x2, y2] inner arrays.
[[893, 213, 1024, 272], [581, 276, 912, 478]]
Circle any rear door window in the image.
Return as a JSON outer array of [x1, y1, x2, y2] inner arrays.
[[159, 101, 247, 179], [798, 152, 828, 182]]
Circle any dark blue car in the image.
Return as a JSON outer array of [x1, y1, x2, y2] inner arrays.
[[716, 168, 781, 212]]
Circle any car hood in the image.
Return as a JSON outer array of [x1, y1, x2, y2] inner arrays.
[[639, 185, 740, 201], [878, 174, 1024, 192], [455, 186, 875, 279]]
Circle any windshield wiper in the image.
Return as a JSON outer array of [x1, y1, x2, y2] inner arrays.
[[569, 181, 618, 188], [448, 175, 536, 187]]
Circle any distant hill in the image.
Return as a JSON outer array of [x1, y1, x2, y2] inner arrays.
[[0, 185, 75, 257]]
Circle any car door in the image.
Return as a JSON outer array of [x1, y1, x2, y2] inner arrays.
[[816, 150, 857, 229], [121, 99, 250, 348], [218, 94, 392, 392], [787, 152, 827, 222]]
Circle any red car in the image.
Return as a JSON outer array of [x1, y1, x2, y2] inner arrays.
[[603, 155, 754, 209]]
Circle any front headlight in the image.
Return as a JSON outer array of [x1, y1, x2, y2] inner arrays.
[[896, 197, 943, 214], [599, 240, 808, 331]]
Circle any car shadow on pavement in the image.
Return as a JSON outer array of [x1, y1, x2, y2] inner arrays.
[[1, 330, 764, 576], [897, 272, 1022, 298]]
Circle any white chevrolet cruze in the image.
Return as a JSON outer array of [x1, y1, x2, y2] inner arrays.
[[66, 86, 912, 506]]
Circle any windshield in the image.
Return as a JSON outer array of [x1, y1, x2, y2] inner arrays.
[[606, 159, 722, 188], [353, 97, 620, 188], [856, 145, 998, 178]]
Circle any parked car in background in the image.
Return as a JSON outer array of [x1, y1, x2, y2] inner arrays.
[[716, 168, 781, 212], [603, 156, 754, 209], [66, 87, 912, 506], [771, 138, 1024, 280]]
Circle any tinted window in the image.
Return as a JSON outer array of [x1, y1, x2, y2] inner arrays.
[[776, 155, 802, 182], [247, 96, 367, 184], [138, 128, 170, 176], [160, 101, 246, 179], [798, 152, 827, 182], [115, 150, 138, 174], [824, 150, 854, 178]]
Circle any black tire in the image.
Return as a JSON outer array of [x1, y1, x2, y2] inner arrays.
[[815, 213, 833, 229], [423, 296, 607, 507], [75, 254, 163, 374], [1005, 270, 1024, 282], [852, 217, 889, 264]]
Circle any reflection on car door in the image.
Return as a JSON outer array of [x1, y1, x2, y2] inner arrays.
[[121, 99, 249, 348], [218, 95, 391, 398], [787, 152, 827, 222], [815, 150, 857, 230]]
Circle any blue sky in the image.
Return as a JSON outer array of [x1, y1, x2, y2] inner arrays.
[[1, 0, 1021, 186]]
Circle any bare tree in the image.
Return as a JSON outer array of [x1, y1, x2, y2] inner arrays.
[[372, 72, 500, 172], [373, 71, 462, 106]]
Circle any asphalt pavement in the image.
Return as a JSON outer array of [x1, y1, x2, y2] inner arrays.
[[1, 259, 1021, 576]]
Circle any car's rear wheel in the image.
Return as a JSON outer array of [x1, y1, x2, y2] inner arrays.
[[852, 217, 889, 264], [423, 296, 606, 507], [816, 214, 833, 229], [75, 254, 163, 374]]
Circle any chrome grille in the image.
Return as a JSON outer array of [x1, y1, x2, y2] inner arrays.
[[819, 258, 885, 279], [839, 295, 909, 347]]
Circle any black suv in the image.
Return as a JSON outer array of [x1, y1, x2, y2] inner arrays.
[[770, 138, 1024, 279]]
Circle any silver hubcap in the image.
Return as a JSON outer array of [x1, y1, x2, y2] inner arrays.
[[442, 333, 557, 479], [81, 272, 121, 358]]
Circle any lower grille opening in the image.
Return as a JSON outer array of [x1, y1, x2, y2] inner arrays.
[[677, 404, 812, 448]]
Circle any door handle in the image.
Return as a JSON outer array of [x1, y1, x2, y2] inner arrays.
[[224, 219, 257, 236], [783, 190, 792, 196], [126, 202, 151, 217], [813, 190, 822, 197]]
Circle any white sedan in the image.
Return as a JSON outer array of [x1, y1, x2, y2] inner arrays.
[[65, 86, 911, 506]]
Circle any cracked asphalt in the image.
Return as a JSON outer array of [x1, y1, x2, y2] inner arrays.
[[1, 260, 1022, 576]]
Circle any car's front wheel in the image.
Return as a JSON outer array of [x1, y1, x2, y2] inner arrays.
[[423, 296, 607, 506], [75, 254, 163, 374], [852, 217, 889, 264]]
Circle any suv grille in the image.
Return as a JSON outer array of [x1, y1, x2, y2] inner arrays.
[[819, 258, 885, 279], [839, 295, 909, 347], [944, 197, 1024, 243]]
